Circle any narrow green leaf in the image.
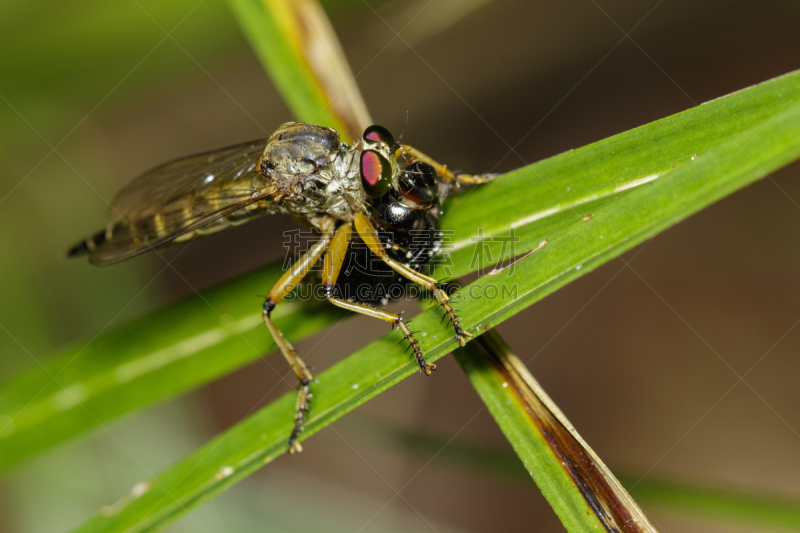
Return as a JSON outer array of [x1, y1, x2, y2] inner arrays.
[[3, 70, 799, 475], [71, 81, 800, 532], [452, 91, 800, 336], [437, 70, 800, 278], [455, 332, 655, 532], [0, 263, 345, 471], [226, 0, 371, 139]]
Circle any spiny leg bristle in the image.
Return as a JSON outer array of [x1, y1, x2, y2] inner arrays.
[[436, 288, 471, 346], [288, 378, 312, 453], [396, 318, 435, 375]]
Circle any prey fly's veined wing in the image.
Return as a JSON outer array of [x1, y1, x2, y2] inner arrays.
[[70, 139, 278, 265]]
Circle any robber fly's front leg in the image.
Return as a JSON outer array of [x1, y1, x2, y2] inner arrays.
[[353, 212, 472, 347], [263, 219, 334, 454], [398, 144, 499, 187]]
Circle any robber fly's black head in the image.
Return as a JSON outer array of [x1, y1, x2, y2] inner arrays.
[[359, 125, 398, 198]]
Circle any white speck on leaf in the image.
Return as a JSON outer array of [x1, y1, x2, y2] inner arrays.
[[216, 466, 234, 480], [352, 383, 359, 390], [131, 481, 151, 498]]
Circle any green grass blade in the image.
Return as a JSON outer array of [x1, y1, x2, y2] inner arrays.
[[70, 78, 800, 532], [2, 70, 799, 476], [449, 91, 800, 336], [226, 0, 371, 140], [0, 264, 345, 471], [437, 70, 800, 278], [453, 332, 647, 531]]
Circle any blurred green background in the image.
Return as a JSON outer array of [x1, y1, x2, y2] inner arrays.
[[2, 0, 800, 531]]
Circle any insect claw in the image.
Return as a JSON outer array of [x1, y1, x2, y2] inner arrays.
[[288, 440, 303, 454]]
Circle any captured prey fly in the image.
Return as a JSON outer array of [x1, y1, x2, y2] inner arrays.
[[68, 122, 497, 453]]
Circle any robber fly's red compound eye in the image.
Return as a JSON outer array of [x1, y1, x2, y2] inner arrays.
[[363, 125, 395, 149], [360, 149, 393, 198]]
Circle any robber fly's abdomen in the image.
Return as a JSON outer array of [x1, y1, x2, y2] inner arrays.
[[67, 175, 276, 264]]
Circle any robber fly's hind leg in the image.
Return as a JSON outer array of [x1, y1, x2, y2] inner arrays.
[[263, 224, 334, 454], [322, 222, 435, 375], [353, 213, 472, 347], [398, 144, 499, 187]]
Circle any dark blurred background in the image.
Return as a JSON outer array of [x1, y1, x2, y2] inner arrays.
[[1, 1, 800, 531]]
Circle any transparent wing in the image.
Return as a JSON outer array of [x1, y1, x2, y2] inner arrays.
[[75, 139, 278, 265], [111, 138, 270, 222]]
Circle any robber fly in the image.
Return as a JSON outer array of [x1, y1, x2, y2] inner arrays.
[[68, 122, 497, 453]]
